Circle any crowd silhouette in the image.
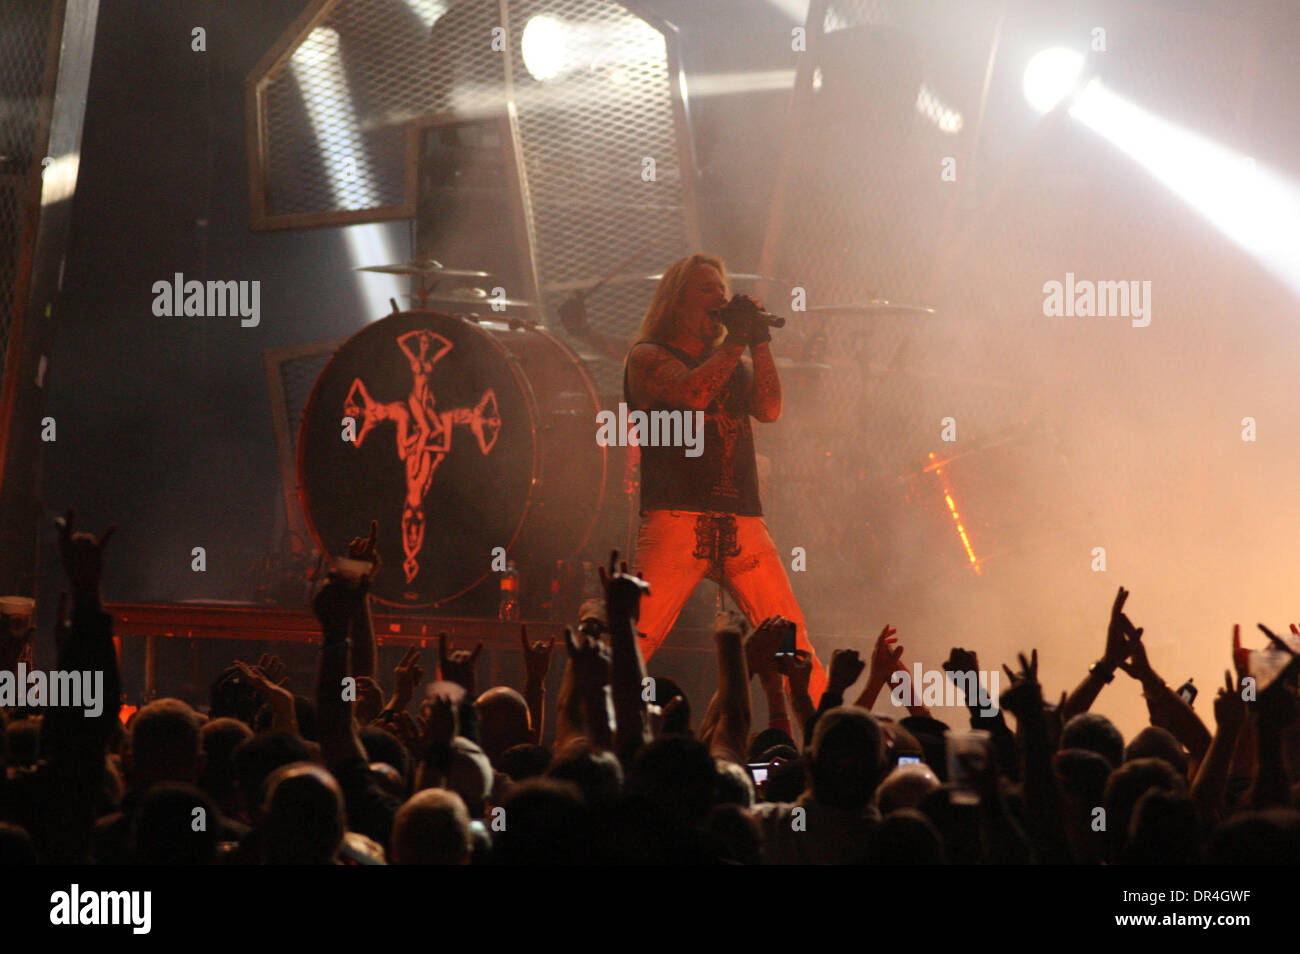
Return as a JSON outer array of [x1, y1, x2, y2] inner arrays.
[[1, 509, 1298, 865]]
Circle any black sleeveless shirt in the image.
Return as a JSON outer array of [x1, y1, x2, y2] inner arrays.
[[624, 342, 763, 516]]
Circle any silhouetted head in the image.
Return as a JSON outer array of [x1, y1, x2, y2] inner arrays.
[[391, 788, 472, 865], [1124, 726, 1188, 777], [232, 730, 313, 818], [548, 740, 623, 808], [714, 757, 756, 809], [499, 743, 552, 782], [808, 707, 886, 811], [876, 763, 941, 814], [263, 763, 345, 865], [748, 727, 795, 763], [1103, 757, 1185, 861], [199, 717, 253, 817], [1125, 788, 1200, 864], [647, 676, 691, 735], [474, 687, 533, 765], [627, 735, 717, 828], [864, 808, 945, 865], [1062, 713, 1125, 768], [132, 782, 219, 865], [128, 699, 204, 790], [705, 803, 761, 865], [1209, 808, 1300, 864], [494, 778, 590, 865], [361, 725, 411, 785], [0, 822, 36, 865]]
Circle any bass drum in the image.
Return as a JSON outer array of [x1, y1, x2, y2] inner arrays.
[[298, 310, 606, 608]]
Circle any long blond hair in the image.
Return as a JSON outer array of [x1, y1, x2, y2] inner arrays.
[[633, 253, 729, 345]]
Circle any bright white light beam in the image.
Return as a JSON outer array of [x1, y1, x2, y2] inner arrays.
[[292, 27, 404, 319], [1067, 76, 1300, 300]]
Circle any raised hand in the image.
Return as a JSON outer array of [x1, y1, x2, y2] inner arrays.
[[998, 650, 1042, 719], [598, 550, 650, 625], [56, 508, 115, 603], [1101, 586, 1134, 664], [520, 624, 554, 685], [346, 520, 382, 577], [1213, 669, 1246, 736], [256, 653, 289, 688], [312, 575, 367, 641], [776, 649, 813, 699], [1231, 624, 1251, 683], [235, 659, 298, 732], [425, 693, 458, 749], [744, 615, 789, 677], [437, 633, 482, 696], [354, 675, 385, 724], [1116, 627, 1154, 684], [379, 710, 424, 752], [565, 625, 611, 691], [390, 647, 424, 710], [944, 646, 979, 674], [828, 648, 866, 695], [943, 646, 983, 706], [866, 624, 902, 687]]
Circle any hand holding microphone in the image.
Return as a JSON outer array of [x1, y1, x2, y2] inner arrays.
[[714, 294, 784, 347]]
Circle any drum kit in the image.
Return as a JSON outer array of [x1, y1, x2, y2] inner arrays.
[[297, 257, 937, 609]]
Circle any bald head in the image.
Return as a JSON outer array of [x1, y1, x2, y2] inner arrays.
[[876, 763, 941, 814], [392, 788, 472, 865], [475, 687, 532, 764], [263, 763, 345, 864]]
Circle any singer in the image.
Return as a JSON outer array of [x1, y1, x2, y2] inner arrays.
[[623, 253, 829, 703]]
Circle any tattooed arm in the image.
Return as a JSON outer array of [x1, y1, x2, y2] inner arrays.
[[627, 341, 745, 411], [748, 343, 782, 422]]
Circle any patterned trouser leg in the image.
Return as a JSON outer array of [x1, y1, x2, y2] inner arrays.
[[633, 509, 828, 705]]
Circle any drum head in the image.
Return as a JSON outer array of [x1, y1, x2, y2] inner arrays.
[[298, 311, 533, 607]]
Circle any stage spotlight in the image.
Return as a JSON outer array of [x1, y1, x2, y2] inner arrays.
[[521, 14, 568, 81], [1022, 47, 1084, 113]]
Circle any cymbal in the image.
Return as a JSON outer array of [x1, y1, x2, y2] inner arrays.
[[806, 300, 936, 316], [358, 259, 493, 279], [427, 287, 537, 309]]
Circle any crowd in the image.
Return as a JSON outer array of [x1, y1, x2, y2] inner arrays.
[[1, 509, 1299, 865]]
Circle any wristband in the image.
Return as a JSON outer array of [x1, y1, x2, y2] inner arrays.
[[1089, 660, 1116, 683]]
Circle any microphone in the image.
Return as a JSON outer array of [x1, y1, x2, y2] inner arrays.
[[711, 296, 787, 328]]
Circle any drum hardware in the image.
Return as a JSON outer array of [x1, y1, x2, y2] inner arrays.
[[358, 260, 495, 310]]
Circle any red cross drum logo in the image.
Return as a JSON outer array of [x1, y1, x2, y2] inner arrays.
[[343, 329, 501, 583]]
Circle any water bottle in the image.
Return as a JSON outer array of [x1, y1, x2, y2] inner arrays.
[[498, 561, 520, 621]]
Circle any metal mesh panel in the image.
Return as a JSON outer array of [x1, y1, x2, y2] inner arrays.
[[277, 346, 338, 462], [254, 0, 694, 394], [260, 0, 503, 220], [764, 0, 966, 509], [823, 0, 892, 33], [0, 0, 55, 379], [507, 0, 694, 394]]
